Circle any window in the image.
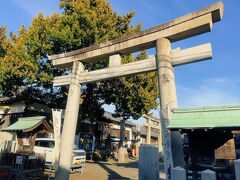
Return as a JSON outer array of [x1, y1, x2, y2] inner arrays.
[[48, 141, 55, 148], [35, 140, 55, 148]]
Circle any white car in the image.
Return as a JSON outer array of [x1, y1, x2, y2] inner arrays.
[[34, 138, 86, 173]]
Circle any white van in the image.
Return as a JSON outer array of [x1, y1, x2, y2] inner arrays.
[[34, 138, 86, 173]]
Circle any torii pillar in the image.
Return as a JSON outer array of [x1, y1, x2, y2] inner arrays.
[[146, 119, 151, 144], [156, 38, 185, 167], [55, 61, 84, 180]]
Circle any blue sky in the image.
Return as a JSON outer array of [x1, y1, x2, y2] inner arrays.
[[1, 0, 240, 123]]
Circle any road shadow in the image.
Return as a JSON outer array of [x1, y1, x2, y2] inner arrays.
[[87, 160, 112, 165], [98, 162, 131, 180], [116, 161, 138, 169], [116, 161, 165, 173]]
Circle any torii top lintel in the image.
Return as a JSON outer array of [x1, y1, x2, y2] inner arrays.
[[48, 2, 223, 68]]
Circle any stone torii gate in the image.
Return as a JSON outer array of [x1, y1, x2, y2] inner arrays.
[[48, 2, 223, 179], [143, 114, 162, 149]]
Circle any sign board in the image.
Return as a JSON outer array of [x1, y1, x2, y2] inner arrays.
[[79, 132, 95, 159], [28, 155, 36, 160], [52, 109, 63, 169], [16, 156, 23, 165], [79, 133, 94, 140], [215, 138, 236, 160]]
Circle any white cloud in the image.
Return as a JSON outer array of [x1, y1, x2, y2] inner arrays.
[[203, 77, 231, 86], [177, 77, 240, 107]]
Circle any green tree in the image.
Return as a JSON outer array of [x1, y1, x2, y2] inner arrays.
[[0, 26, 39, 102], [0, 0, 158, 127], [102, 51, 158, 120]]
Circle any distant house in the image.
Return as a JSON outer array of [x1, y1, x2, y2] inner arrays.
[[0, 102, 25, 151], [102, 112, 136, 147], [2, 116, 52, 153], [75, 111, 137, 147], [0, 101, 53, 152], [0, 102, 25, 128], [75, 111, 164, 149]]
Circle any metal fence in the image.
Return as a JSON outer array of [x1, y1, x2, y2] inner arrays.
[[0, 152, 45, 179]]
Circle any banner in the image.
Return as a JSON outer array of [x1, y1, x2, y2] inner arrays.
[[52, 109, 63, 170]]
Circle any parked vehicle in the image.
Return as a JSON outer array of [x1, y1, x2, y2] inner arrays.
[[34, 138, 86, 173]]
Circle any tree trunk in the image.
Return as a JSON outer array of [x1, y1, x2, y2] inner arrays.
[[119, 119, 126, 148], [118, 117, 127, 163]]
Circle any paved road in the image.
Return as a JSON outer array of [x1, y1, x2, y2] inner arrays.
[[71, 160, 138, 180], [70, 160, 166, 180], [45, 160, 166, 180]]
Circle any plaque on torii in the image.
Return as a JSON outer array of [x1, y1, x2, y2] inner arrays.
[[49, 2, 223, 179]]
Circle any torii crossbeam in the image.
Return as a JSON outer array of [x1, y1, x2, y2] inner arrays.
[[49, 2, 223, 179], [53, 43, 212, 86]]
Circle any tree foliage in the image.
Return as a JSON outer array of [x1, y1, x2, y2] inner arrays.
[[0, 0, 158, 120], [0, 26, 38, 99]]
